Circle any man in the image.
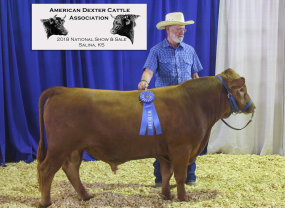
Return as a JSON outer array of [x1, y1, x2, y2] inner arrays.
[[138, 12, 203, 187]]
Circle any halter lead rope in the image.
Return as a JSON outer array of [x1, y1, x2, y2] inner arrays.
[[221, 112, 254, 130]]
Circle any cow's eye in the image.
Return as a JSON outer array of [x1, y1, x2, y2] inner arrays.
[[240, 88, 244, 92]]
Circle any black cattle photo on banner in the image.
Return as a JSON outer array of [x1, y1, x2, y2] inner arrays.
[[40, 14, 68, 38], [110, 14, 140, 44]]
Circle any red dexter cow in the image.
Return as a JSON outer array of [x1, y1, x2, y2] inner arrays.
[[37, 68, 256, 207]]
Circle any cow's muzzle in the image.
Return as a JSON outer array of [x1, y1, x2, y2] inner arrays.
[[110, 29, 116, 34]]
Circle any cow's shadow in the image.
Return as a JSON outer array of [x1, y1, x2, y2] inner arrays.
[[0, 194, 39, 207], [83, 181, 219, 206], [84, 181, 177, 190], [0, 181, 218, 207]]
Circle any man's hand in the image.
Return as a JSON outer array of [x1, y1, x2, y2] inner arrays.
[[138, 68, 153, 90], [138, 80, 149, 90], [192, 73, 199, 79]]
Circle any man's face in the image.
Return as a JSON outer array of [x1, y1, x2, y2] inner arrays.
[[169, 25, 186, 43]]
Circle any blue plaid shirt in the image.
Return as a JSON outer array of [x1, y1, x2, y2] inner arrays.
[[143, 38, 203, 88]]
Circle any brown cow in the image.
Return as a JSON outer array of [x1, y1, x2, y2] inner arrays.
[[37, 68, 255, 207]]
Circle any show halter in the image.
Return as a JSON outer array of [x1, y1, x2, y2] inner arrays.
[[216, 75, 254, 130], [139, 90, 162, 135]]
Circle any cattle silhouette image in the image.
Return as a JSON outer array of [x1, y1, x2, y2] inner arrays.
[[110, 14, 140, 44], [40, 15, 68, 39]]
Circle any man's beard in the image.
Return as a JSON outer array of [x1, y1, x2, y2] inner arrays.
[[170, 31, 184, 43]]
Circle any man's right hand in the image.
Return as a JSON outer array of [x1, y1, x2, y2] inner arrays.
[[138, 68, 153, 90], [138, 81, 148, 90]]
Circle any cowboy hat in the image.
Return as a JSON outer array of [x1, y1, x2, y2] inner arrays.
[[156, 12, 194, 30]]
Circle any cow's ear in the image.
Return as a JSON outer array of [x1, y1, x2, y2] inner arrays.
[[49, 18, 54, 24], [229, 77, 245, 89]]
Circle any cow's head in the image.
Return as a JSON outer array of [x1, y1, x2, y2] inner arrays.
[[218, 68, 256, 116], [40, 15, 68, 39], [110, 14, 140, 44]]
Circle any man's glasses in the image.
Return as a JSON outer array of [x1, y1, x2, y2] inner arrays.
[[173, 28, 187, 33]]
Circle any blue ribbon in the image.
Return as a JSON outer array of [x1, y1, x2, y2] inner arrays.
[[139, 91, 162, 136]]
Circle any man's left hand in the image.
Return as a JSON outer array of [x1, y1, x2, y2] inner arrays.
[[192, 73, 199, 79]]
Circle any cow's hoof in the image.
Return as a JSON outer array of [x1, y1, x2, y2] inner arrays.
[[178, 197, 188, 202], [38, 202, 52, 208], [161, 193, 172, 200], [82, 196, 92, 201], [163, 195, 172, 200], [81, 194, 94, 201]]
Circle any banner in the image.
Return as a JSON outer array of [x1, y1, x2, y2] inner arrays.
[[32, 4, 147, 50]]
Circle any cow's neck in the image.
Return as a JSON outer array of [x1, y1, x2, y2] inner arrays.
[[125, 30, 134, 43], [180, 77, 232, 125]]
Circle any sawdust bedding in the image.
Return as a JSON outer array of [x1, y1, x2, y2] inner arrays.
[[0, 154, 284, 208]]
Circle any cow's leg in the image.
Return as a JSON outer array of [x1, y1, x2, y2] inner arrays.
[[171, 152, 190, 201], [39, 154, 66, 207], [194, 130, 211, 159], [62, 149, 91, 201], [188, 131, 211, 166], [159, 159, 173, 200]]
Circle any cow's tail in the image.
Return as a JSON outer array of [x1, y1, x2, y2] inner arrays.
[[37, 87, 56, 192]]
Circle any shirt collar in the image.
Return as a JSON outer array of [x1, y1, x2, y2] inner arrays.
[[162, 38, 185, 49]]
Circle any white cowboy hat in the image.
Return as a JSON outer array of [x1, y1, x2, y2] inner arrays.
[[156, 12, 194, 30]]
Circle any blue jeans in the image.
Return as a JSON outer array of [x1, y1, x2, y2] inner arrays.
[[153, 159, 196, 183]]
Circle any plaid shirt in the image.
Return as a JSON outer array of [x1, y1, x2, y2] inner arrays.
[[143, 38, 203, 88]]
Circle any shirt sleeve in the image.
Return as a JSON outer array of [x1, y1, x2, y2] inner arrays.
[[143, 47, 158, 74], [191, 50, 203, 75]]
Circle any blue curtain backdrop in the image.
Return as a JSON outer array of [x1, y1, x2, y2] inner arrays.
[[0, 0, 219, 165]]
